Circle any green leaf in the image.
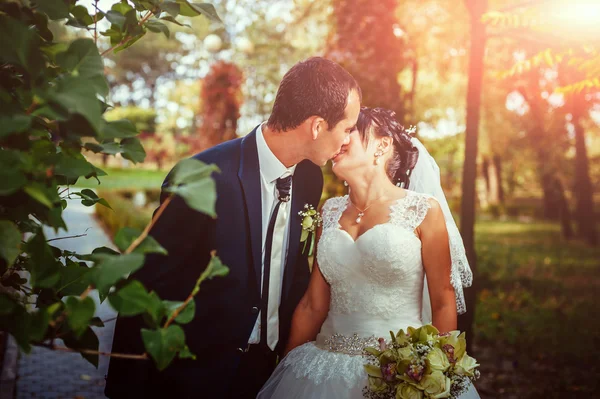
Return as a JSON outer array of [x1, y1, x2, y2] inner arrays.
[[192, 253, 228, 296], [29, 308, 50, 342], [24, 184, 54, 208], [84, 141, 121, 155], [145, 19, 170, 38], [34, 0, 71, 20], [178, 344, 196, 360], [0, 115, 32, 138], [114, 32, 146, 54], [25, 232, 62, 288], [141, 325, 185, 371], [0, 17, 45, 77], [165, 159, 219, 216], [114, 227, 167, 255], [161, 2, 181, 17], [48, 75, 103, 133], [163, 299, 196, 324], [0, 168, 27, 195], [106, 10, 127, 29], [62, 327, 100, 368], [109, 280, 155, 317], [90, 253, 146, 294], [54, 153, 96, 180], [89, 316, 105, 327], [65, 296, 96, 337], [56, 259, 91, 297], [68, 5, 94, 27], [56, 39, 109, 97], [0, 221, 21, 267], [120, 137, 146, 163], [160, 16, 191, 28], [72, 189, 112, 209], [111, 1, 134, 18], [177, 2, 222, 22], [100, 119, 139, 140]]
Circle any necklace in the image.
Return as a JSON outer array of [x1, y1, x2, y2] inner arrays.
[[348, 194, 386, 224]]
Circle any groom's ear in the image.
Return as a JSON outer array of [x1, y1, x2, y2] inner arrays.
[[309, 116, 326, 141]]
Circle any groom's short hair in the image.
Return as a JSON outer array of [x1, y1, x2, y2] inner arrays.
[[267, 57, 361, 132]]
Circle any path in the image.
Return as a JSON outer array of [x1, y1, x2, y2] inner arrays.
[[16, 200, 117, 399]]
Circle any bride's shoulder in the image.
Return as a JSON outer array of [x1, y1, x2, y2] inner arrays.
[[397, 190, 441, 215], [320, 195, 348, 213]]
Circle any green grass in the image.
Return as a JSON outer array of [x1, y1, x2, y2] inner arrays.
[[473, 219, 600, 396], [75, 167, 167, 190]]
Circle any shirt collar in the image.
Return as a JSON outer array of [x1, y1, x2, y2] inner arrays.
[[256, 123, 296, 183]]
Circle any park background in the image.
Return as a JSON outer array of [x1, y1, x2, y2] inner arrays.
[[1, 0, 599, 398]]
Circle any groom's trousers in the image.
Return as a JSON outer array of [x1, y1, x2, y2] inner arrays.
[[228, 344, 278, 399]]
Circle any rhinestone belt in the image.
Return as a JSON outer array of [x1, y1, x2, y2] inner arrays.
[[317, 333, 379, 356]]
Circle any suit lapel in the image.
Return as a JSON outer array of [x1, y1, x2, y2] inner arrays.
[[238, 128, 263, 291]]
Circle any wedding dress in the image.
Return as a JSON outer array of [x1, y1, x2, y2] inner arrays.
[[257, 191, 480, 399]]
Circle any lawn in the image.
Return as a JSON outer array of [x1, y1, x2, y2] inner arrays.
[[75, 167, 167, 190], [473, 219, 600, 397]]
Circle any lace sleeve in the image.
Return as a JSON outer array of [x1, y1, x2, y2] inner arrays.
[[320, 196, 348, 230]]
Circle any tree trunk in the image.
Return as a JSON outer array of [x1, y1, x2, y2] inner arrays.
[[542, 173, 573, 239], [493, 154, 505, 204], [459, 0, 487, 354], [571, 93, 597, 245], [482, 157, 491, 195]]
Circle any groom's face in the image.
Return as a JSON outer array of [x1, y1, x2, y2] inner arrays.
[[315, 89, 361, 166]]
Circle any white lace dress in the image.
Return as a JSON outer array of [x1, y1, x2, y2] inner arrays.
[[257, 191, 480, 399]]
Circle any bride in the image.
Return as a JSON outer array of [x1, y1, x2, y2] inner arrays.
[[258, 107, 480, 398]]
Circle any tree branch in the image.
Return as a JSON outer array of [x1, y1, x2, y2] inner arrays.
[[47, 232, 88, 242], [124, 194, 173, 254], [163, 292, 193, 329], [37, 342, 149, 360], [101, 11, 154, 57]]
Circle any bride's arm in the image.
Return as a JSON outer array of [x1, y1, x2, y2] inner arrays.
[[284, 223, 330, 355], [418, 198, 457, 332]]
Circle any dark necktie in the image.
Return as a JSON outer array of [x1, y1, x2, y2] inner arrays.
[[260, 175, 292, 350]]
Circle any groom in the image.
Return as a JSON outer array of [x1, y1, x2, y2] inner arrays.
[[105, 57, 362, 398]]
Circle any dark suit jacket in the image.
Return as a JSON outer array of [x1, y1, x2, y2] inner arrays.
[[105, 127, 323, 398]]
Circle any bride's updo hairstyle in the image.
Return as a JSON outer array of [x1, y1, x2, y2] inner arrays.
[[356, 107, 419, 188]]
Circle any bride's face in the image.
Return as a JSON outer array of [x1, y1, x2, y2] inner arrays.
[[331, 129, 379, 177]]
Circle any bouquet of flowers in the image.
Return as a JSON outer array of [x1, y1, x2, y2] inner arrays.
[[363, 325, 480, 399]]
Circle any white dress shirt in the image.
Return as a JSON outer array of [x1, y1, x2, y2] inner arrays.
[[248, 123, 296, 346]]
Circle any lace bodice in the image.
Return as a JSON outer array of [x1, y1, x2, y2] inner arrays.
[[317, 191, 434, 331]]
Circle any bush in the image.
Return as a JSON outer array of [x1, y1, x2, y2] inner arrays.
[[95, 190, 157, 238]]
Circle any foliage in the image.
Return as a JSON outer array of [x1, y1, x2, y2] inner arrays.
[[482, 5, 600, 94], [327, 0, 407, 120], [194, 61, 244, 151], [74, 167, 166, 190], [105, 106, 158, 133], [0, 0, 225, 371], [95, 189, 156, 237], [474, 218, 600, 395]]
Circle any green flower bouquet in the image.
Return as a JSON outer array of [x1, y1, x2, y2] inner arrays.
[[363, 325, 480, 399]]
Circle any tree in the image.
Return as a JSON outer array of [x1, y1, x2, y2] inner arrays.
[[194, 61, 243, 151], [0, 0, 226, 371], [482, 1, 599, 245], [459, 0, 487, 351], [327, 0, 407, 120]]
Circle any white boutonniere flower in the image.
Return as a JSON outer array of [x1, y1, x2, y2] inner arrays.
[[298, 204, 322, 256]]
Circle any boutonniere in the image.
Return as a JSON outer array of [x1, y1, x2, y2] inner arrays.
[[298, 204, 322, 256]]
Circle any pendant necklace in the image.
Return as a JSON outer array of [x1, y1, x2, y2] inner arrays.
[[349, 194, 386, 224]]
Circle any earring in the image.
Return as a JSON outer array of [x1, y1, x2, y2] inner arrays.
[[343, 180, 348, 187], [374, 148, 383, 165]]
